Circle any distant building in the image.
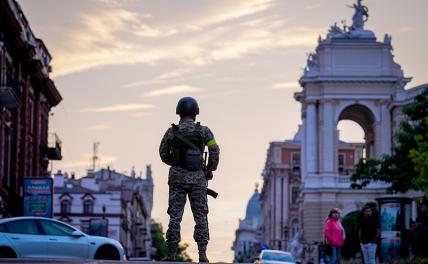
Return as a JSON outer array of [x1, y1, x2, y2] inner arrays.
[[260, 128, 364, 250], [232, 185, 262, 263], [0, 0, 62, 217], [53, 166, 154, 258]]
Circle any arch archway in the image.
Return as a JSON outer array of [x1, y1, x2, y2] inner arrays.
[[338, 104, 376, 159]]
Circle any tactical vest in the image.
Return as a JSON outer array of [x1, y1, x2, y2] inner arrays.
[[171, 123, 204, 171]]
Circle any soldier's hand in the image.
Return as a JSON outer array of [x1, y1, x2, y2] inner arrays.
[[205, 171, 213, 181]]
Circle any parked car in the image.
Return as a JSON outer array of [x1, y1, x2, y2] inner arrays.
[[255, 250, 296, 264], [0, 216, 125, 260]]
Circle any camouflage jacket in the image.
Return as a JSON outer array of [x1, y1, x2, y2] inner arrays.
[[159, 117, 220, 186]]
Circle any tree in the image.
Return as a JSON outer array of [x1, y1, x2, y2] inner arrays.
[[351, 88, 428, 195], [409, 117, 428, 196], [151, 220, 193, 262]]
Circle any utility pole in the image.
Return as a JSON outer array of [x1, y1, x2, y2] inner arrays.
[[92, 142, 100, 172]]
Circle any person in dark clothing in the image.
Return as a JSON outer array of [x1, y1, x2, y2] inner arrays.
[[358, 207, 380, 264]]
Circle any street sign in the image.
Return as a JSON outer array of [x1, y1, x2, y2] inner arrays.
[[23, 178, 53, 218]]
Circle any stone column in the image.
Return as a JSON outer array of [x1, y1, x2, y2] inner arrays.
[[301, 117, 307, 182], [284, 175, 290, 224], [306, 101, 318, 173], [380, 101, 392, 155], [373, 121, 382, 159], [322, 100, 335, 173]]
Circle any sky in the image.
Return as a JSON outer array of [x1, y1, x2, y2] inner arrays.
[[17, 0, 428, 262]]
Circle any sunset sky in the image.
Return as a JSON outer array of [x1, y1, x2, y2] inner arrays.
[[18, 0, 428, 261]]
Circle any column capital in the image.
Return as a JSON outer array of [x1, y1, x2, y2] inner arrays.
[[305, 99, 318, 105]]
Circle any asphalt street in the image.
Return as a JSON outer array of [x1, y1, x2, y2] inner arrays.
[[0, 260, 230, 264]]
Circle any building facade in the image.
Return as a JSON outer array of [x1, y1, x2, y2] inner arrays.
[[232, 185, 262, 263], [0, 0, 62, 217], [53, 166, 154, 258], [260, 128, 364, 250], [294, 0, 427, 243]]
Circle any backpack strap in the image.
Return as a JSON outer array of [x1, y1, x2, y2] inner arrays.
[[171, 124, 200, 150]]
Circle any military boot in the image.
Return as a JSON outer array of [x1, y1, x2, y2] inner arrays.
[[162, 243, 177, 261], [198, 243, 209, 263]]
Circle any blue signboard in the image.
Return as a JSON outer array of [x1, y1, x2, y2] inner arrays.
[[23, 178, 53, 218]]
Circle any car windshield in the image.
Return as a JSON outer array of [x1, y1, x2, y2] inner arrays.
[[262, 252, 294, 262]]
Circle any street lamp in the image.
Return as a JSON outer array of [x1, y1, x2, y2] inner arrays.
[[102, 204, 106, 219]]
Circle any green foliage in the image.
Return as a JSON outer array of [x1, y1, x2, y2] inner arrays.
[[150, 220, 193, 262], [351, 88, 428, 194], [151, 221, 168, 261], [409, 118, 428, 196]]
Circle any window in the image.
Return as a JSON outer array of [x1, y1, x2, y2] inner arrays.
[[39, 220, 75, 236], [60, 200, 71, 214], [291, 219, 299, 238], [291, 153, 300, 170], [338, 154, 345, 174], [83, 200, 94, 215], [5, 220, 40, 235], [0, 224, 7, 232], [291, 186, 300, 204]]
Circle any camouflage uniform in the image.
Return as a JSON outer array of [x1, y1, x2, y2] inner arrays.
[[159, 116, 220, 246]]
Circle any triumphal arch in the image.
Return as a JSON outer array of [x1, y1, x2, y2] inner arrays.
[[294, 0, 426, 242]]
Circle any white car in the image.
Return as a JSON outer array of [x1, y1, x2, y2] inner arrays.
[[0, 216, 125, 260], [255, 250, 296, 264]]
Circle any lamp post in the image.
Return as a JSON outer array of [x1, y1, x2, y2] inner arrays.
[[102, 204, 106, 219]]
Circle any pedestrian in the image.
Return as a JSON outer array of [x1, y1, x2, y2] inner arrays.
[[159, 97, 220, 263], [358, 206, 379, 264], [324, 208, 345, 264]]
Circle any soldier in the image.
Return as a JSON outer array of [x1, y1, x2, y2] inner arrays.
[[159, 97, 220, 263]]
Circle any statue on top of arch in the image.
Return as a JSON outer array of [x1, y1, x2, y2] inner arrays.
[[349, 0, 369, 30]]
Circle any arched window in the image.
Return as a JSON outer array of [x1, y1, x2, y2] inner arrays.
[[60, 200, 71, 215], [291, 219, 299, 239], [83, 200, 94, 215]]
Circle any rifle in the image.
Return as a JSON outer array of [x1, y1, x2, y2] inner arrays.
[[204, 152, 218, 199]]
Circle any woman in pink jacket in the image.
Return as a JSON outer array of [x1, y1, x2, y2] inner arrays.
[[324, 208, 345, 264]]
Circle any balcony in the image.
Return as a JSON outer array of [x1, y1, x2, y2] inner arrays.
[[41, 133, 62, 160], [0, 81, 21, 108]]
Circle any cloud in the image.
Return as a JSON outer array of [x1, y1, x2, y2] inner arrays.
[[398, 26, 414, 32], [59, 154, 118, 168], [49, 2, 320, 77], [198, 0, 278, 27], [276, 27, 322, 47], [87, 124, 111, 131], [79, 103, 155, 113], [143, 85, 201, 97], [133, 112, 151, 118], [305, 4, 321, 10], [272, 81, 299, 89], [123, 69, 188, 88]]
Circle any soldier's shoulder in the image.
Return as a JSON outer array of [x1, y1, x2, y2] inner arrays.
[[197, 123, 215, 139], [197, 123, 211, 132], [162, 126, 176, 138]]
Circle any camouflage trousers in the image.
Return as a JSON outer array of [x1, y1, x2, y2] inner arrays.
[[166, 183, 209, 244]]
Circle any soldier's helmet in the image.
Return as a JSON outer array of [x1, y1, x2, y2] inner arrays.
[[176, 97, 199, 118]]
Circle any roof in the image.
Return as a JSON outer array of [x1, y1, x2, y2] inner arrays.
[[244, 187, 261, 221], [54, 183, 97, 194]]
